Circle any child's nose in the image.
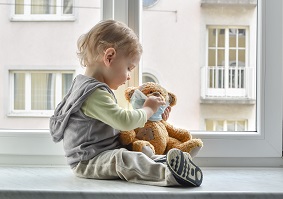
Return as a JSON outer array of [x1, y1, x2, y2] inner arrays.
[[127, 73, 131, 80]]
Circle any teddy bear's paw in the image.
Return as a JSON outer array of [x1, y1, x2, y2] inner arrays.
[[132, 140, 155, 154], [189, 146, 203, 158], [142, 145, 155, 158]]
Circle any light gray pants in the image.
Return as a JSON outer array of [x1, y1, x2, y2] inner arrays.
[[72, 148, 179, 186]]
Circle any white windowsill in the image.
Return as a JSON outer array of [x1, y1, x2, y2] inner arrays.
[[0, 166, 282, 199]]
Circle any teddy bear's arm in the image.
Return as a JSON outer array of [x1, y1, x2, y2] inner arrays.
[[162, 120, 192, 142]]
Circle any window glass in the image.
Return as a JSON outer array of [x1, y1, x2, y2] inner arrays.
[[31, 0, 56, 14], [14, 73, 25, 110], [63, 0, 73, 14], [31, 73, 55, 110], [15, 0, 24, 14], [62, 73, 73, 96], [1, 0, 101, 129], [142, 1, 257, 132]]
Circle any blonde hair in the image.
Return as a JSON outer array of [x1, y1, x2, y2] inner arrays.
[[77, 20, 143, 67]]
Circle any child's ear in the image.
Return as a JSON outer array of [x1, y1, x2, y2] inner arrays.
[[103, 48, 116, 66]]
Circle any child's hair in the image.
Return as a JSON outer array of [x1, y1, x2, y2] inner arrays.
[[77, 20, 143, 67]]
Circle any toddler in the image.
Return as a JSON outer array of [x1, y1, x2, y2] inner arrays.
[[50, 20, 203, 187]]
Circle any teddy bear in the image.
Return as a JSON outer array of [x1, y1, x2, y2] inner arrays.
[[119, 82, 203, 157]]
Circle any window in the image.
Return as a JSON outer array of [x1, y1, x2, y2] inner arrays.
[[10, 70, 74, 117], [141, 0, 282, 162], [0, 0, 282, 166], [206, 119, 248, 131], [202, 27, 255, 100], [142, 72, 159, 83], [11, 0, 75, 21]]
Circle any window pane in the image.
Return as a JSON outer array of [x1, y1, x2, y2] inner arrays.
[[227, 121, 235, 131], [238, 29, 246, 48], [205, 119, 214, 131], [31, 0, 56, 14], [142, 73, 159, 83], [143, 1, 257, 132], [238, 49, 245, 65], [63, 0, 73, 14], [229, 49, 237, 65], [237, 120, 246, 131], [217, 49, 225, 66], [62, 73, 73, 97], [15, 0, 24, 14], [229, 28, 237, 47], [14, 73, 25, 110], [218, 29, 225, 47], [215, 120, 224, 131], [31, 73, 55, 110], [208, 49, 216, 66], [208, 28, 216, 47]]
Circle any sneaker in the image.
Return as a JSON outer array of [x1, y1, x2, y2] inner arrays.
[[166, 148, 203, 187], [154, 156, 167, 164]]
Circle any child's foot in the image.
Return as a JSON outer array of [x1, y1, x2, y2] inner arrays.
[[166, 148, 203, 187]]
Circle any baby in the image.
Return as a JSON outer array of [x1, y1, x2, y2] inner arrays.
[[50, 19, 203, 187]]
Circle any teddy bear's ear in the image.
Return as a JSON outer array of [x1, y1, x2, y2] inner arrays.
[[168, 91, 177, 107], [125, 87, 136, 102]]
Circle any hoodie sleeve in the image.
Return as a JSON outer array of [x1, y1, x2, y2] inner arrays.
[[81, 88, 147, 131]]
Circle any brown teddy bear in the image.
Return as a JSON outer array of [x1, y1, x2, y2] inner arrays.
[[119, 82, 203, 157]]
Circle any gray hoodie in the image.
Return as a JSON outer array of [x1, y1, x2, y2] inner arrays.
[[50, 74, 121, 168]]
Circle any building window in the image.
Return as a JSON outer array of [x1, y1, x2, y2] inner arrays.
[[201, 27, 256, 100], [12, 0, 75, 21], [142, 72, 159, 84], [10, 70, 74, 116], [205, 119, 248, 131]]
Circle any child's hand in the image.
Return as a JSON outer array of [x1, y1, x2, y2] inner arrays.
[[142, 96, 166, 119], [162, 106, 171, 121]]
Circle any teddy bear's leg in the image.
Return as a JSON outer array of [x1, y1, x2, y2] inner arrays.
[[166, 137, 203, 158], [132, 140, 156, 155], [119, 130, 136, 145], [162, 121, 192, 142]]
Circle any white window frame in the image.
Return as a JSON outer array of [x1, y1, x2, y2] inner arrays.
[[9, 70, 75, 117], [0, 0, 282, 166], [10, 0, 77, 21]]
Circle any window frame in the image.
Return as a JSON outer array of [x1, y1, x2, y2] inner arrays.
[[0, 0, 282, 166], [10, 0, 76, 21]]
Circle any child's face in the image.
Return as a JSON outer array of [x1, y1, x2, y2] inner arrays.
[[106, 50, 140, 90]]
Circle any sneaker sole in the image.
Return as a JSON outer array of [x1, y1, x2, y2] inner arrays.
[[167, 148, 203, 187]]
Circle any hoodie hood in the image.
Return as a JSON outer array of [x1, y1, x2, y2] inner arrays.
[[49, 75, 115, 142]]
